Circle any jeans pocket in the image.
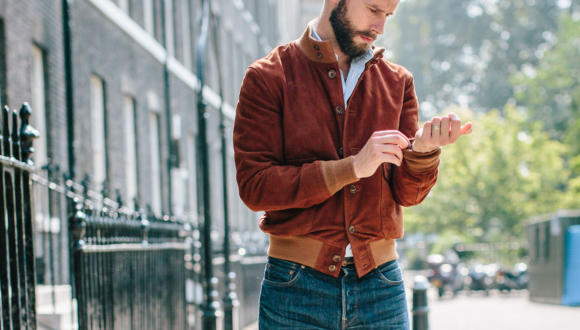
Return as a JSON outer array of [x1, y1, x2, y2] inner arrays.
[[263, 257, 303, 287], [376, 263, 404, 286]]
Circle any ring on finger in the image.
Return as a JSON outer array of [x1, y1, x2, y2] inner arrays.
[[433, 125, 440, 131]]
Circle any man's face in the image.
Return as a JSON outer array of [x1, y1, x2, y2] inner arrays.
[[330, 0, 399, 58]]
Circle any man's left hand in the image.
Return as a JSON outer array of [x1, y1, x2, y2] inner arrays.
[[411, 112, 472, 153]]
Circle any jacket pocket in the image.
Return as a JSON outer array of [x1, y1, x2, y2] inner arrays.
[[382, 163, 391, 181], [380, 163, 401, 237]]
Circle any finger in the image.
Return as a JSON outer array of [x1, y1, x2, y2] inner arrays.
[[381, 153, 402, 167], [440, 116, 450, 145], [373, 130, 409, 141], [449, 114, 462, 143], [422, 122, 432, 143], [431, 117, 441, 145], [460, 122, 473, 135], [373, 129, 407, 137], [377, 143, 403, 161], [374, 134, 409, 149]]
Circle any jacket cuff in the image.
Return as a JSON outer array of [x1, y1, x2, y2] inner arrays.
[[317, 156, 359, 195], [402, 147, 441, 173]]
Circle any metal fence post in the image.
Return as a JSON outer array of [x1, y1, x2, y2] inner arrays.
[[412, 275, 430, 330]]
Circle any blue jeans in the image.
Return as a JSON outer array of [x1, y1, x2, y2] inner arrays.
[[259, 257, 410, 329]]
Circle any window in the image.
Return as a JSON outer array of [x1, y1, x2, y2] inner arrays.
[[123, 96, 138, 209], [180, 0, 192, 68], [144, 0, 155, 35], [90, 75, 108, 194], [0, 19, 7, 104], [164, 0, 175, 56], [149, 112, 162, 215], [118, 0, 130, 13], [187, 134, 198, 224], [225, 29, 234, 103], [31, 44, 51, 232]]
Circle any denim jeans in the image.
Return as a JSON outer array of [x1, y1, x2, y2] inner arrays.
[[259, 257, 410, 329]]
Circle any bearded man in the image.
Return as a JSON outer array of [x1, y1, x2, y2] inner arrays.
[[233, 0, 472, 328]]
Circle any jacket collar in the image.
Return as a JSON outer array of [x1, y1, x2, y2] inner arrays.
[[296, 23, 386, 64]]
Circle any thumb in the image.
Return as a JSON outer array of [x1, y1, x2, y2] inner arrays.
[[460, 122, 473, 135]]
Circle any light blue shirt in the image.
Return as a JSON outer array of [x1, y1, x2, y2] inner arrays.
[[311, 25, 374, 257], [311, 25, 374, 108]]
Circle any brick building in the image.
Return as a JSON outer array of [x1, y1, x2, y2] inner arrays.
[[1, 0, 324, 327]]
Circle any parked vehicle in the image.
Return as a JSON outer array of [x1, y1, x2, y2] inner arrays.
[[495, 262, 529, 292], [466, 263, 494, 295], [426, 254, 466, 298]]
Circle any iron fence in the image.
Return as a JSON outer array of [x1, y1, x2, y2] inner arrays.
[[1, 103, 39, 330], [0, 97, 266, 329]]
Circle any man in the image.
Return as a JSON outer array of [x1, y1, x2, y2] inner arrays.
[[233, 0, 472, 328]]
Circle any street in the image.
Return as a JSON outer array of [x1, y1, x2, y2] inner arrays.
[[404, 270, 580, 330], [420, 290, 579, 330]]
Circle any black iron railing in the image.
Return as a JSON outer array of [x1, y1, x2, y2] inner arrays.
[[35, 174, 192, 330], [0, 103, 39, 330]]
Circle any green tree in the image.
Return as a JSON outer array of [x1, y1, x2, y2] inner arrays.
[[404, 107, 568, 241], [384, 0, 570, 114], [511, 14, 580, 208], [512, 14, 580, 140]]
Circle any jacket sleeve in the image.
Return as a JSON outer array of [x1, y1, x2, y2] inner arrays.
[[233, 67, 359, 212], [390, 73, 441, 206]]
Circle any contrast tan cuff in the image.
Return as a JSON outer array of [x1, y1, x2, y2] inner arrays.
[[318, 156, 359, 195], [403, 147, 442, 173]]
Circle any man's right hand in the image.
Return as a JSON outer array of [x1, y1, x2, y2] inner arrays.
[[352, 130, 410, 179]]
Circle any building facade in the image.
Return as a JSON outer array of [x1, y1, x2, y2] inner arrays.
[[0, 0, 323, 327]]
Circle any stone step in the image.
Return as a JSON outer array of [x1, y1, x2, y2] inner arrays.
[[36, 284, 72, 308], [36, 285, 77, 330]]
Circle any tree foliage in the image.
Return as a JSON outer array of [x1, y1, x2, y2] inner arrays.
[[403, 107, 568, 241], [385, 0, 571, 114]]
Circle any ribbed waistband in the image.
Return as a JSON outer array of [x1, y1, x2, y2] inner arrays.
[[267, 234, 398, 275]]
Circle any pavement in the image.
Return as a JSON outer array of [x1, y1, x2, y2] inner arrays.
[[423, 290, 579, 330], [243, 271, 580, 330]]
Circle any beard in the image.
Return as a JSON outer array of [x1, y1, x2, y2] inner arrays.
[[329, 0, 376, 59]]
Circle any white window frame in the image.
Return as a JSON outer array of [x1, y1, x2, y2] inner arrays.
[[144, 0, 155, 35], [90, 75, 107, 194], [123, 95, 138, 209], [149, 111, 162, 216], [187, 133, 199, 223], [118, 0, 130, 13], [31, 44, 54, 233], [165, 0, 175, 56], [180, 0, 192, 68]]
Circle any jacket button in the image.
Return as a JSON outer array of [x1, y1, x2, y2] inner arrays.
[[338, 147, 343, 158], [335, 105, 344, 115], [328, 264, 337, 272], [328, 69, 337, 79], [349, 184, 357, 194], [316, 52, 323, 59], [348, 225, 355, 234], [332, 255, 341, 263], [314, 44, 320, 50]]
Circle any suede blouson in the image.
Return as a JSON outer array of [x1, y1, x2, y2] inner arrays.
[[233, 25, 441, 278]]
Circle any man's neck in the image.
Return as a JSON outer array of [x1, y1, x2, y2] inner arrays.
[[312, 17, 351, 76]]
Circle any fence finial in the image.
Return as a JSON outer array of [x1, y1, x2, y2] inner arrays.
[[19, 103, 39, 164]]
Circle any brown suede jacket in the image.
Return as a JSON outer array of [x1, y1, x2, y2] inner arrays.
[[233, 25, 441, 278]]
